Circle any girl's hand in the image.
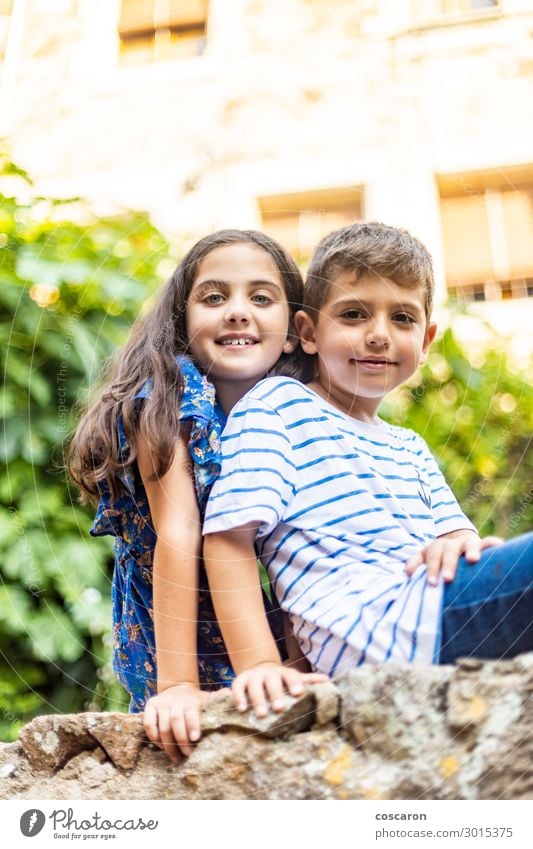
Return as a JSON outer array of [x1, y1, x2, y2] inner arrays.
[[143, 683, 209, 761], [405, 531, 503, 586], [232, 661, 328, 718]]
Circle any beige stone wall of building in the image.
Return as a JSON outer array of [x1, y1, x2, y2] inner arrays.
[[1, 0, 532, 342]]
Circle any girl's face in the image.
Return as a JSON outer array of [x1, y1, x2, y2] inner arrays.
[[186, 242, 295, 411]]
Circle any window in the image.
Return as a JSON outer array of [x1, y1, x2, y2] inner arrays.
[[118, 0, 208, 65], [440, 0, 498, 11], [411, 0, 499, 22], [0, 0, 13, 62], [438, 169, 533, 302], [259, 187, 363, 263]]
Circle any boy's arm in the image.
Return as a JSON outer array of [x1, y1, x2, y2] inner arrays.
[[204, 528, 326, 716], [405, 529, 502, 585], [137, 430, 207, 760]]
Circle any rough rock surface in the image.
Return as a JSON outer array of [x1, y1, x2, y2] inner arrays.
[[1, 659, 532, 800]]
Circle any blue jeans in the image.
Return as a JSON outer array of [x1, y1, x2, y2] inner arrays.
[[438, 532, 533, 664]]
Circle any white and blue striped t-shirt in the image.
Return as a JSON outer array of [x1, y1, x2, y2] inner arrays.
[[203, 377, 475, 675]]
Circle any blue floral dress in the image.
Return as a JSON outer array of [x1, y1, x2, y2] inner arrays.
[[91, 358, 235, 711]]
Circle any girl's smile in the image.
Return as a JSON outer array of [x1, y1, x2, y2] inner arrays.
[[216, 333, 260, 346], [186, 242, 294, 411]]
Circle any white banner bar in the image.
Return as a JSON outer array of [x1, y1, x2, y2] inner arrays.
[[1, 799, 532, 849]]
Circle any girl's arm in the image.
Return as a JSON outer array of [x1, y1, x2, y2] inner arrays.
[[204, 527, 326, 716], [137, 430, 206, 760]]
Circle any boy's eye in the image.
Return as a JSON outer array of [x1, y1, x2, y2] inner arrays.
[[341, 309, 365, 320], [393, 312, 415, 324]]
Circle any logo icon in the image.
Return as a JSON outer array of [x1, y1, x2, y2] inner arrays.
[[20, 810, 46, 837], [417, 471, 431, 510]]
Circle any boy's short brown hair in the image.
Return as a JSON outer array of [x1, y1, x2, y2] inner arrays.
[[304, 221, 435, 320]]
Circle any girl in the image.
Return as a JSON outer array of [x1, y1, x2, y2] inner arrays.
[[68, 229, 318, 761]]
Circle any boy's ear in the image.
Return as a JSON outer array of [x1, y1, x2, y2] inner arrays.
[[294, 310, 318, 355], [419, 321, 437, 365]]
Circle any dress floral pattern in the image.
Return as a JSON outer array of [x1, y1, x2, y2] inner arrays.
[[91, 358, 234, 711]]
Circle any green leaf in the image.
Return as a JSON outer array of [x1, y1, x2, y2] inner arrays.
[[0, 585, 32, 633], [16, 252, 95, 288], [25, 603, 85, 662]]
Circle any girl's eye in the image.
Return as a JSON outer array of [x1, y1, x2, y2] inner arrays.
[[393, 312, 415, 324], [251, 293, 273, 305], [203, 293, 225, 305]]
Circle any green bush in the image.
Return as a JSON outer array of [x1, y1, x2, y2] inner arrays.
[[0, 151, 168, 739], [381, 325, 533, 537], [0, 152, 531, 740]]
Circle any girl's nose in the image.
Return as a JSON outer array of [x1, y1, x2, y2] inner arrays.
[[224, 298, 251, 324]]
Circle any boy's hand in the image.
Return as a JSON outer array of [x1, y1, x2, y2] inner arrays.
[[232, 661, 328, 718], [143, 683, 209, 761], [405, 531, 503, 586]]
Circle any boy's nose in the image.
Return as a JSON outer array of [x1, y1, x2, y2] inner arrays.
[[366, 319, 391, 347]]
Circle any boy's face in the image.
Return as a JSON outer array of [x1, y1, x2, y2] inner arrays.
[[295, 271, 436, 420]]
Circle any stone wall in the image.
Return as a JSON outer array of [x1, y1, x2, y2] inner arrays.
[[1, 656, 532, 800]]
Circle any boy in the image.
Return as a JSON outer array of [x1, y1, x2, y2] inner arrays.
[[203, 222, 532, 716]]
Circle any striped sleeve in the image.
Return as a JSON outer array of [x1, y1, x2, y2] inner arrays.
[[418, 437, 477, 536], [203, 396, 296, 537]]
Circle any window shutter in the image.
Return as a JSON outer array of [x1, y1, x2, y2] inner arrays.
[[119, 0, 156, 36], [260, 189, 362, 261], [440, 194, 493, 286], [119, 1, 208, 37], [167, 0, 208, 29], [501, 189, 533, 279]]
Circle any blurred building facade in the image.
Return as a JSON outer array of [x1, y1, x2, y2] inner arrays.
[[1, 0, 532, 344]]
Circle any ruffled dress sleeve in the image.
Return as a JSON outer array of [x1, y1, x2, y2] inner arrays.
[[89, 418, 141, 541], [177, 357, 225, 515], [90, 357, 224, 540]]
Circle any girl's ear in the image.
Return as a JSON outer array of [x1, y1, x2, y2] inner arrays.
[[294, 310, 318, 355], [282, 336, 296, 354]]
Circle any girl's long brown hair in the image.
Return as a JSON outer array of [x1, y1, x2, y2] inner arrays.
[[67, 229, 310, 504]]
